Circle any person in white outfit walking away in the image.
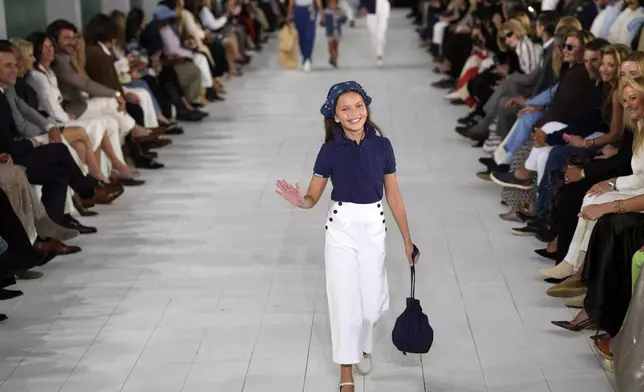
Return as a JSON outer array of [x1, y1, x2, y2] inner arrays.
[[276, 81, 419, 392], [360, 0, 391, 67]]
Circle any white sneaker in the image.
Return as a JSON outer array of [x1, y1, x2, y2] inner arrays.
[[303, 60, 311, 72], [376, 57, 384, 68], [354, 353, 372, 375]]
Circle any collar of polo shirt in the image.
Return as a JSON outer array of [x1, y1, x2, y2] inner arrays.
[[333, 124, 377, 145]]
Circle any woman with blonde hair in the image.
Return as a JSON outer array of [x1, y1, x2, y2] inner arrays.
[[497, 19, 543, 75], [542, 76, 644, 287]]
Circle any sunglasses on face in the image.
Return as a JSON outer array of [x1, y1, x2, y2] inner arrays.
[[499, 31, 514, 43], [563, 44, 577, 52]]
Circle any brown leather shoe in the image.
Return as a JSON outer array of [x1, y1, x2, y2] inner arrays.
[[113, 176, 145, 186], [151, 138, 172, 148], [132, 133, 159, 143], [34, 238, 81, 255], [99, 181, 125, 195], [80, 187, 123, 207], [594, 337, 613, 360], [546, 276, 587, 298], [151, 126, 169, 135]]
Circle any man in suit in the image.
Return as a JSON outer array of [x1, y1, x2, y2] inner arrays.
[[4, 85, 62, 141], [0, 40, 118, 226], [463, 11, 561, 141], [45, 19, 164, 170]]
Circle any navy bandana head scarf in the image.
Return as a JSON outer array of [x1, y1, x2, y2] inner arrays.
[[320, 81, 372, 118]]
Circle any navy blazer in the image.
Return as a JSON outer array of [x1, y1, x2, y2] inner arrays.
[[359, 0, 389, 14]]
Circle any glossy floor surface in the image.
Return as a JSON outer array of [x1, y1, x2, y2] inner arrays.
[[0, 11, 615, 392]]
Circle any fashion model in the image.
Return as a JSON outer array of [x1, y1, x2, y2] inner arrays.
[[276, 81, 419, 391], [360, 0, 391, 67]]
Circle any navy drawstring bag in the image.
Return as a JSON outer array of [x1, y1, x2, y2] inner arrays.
[[392, 253, 434, 355]]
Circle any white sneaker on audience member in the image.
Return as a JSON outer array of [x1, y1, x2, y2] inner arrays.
[[376, 57, 384, 68], [303, 60, 311, 72]]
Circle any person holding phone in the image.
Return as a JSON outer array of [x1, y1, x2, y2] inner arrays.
[[275, 81, 419, 392]]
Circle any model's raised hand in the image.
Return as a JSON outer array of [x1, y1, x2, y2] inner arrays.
[[276, 179, 304, 207]]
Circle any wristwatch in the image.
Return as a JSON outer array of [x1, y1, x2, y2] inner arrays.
[[608, 178, 617, 191]]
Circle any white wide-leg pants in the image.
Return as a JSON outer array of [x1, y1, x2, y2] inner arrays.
[[565, 189, 644, 271], [123, 86, 159, 129], [325, 200, 389, 365], [194, 52, 214, 88], [366, 0, 391, 58], [78, 97, 136, 142]]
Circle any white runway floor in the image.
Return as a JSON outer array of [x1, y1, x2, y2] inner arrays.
[[0, 11, 616, 392]]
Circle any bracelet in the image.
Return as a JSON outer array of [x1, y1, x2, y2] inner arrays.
[[614, 200, 625, 214]]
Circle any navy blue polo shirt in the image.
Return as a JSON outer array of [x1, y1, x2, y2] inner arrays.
[[313, 125, 396, 204]]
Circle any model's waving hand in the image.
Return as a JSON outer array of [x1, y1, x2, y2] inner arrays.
[[276, 179, 304, 207]]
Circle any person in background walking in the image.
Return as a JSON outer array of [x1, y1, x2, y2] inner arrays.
[[288, 0, 323, 72], [360, 0, 390, 67], [324, 0, 348, 68]]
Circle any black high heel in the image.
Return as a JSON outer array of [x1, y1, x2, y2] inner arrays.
[[535, 248, 557, 261], [551, 318, 596, 332]]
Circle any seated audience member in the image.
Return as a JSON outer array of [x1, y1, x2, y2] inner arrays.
[[125, 8, 207, 123], [183, 0, 238, 82], [541, 76, 644, 281], [607, 0, 644, 45], [45, 19, 164, 170], [138, 7, 204, 108], [83, 14, 163, 134], [109, 11, 185, 132], [199, 0, 250, 74], [25, 32, 144, 186], [0, 188, 59, 309], [515, 39, 614, 220], [539, 51, 643, 267], [463, 15, 547, 141], [490, 31, 600, 189], [153, 4, 218, 103], [0, 162, 80, 263], [0, 40, 119, 227], [8, 37, 124, 188]]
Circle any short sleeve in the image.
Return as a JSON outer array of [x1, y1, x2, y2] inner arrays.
[[313, 143, 332, 178], [383, 138, 396, 174]]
